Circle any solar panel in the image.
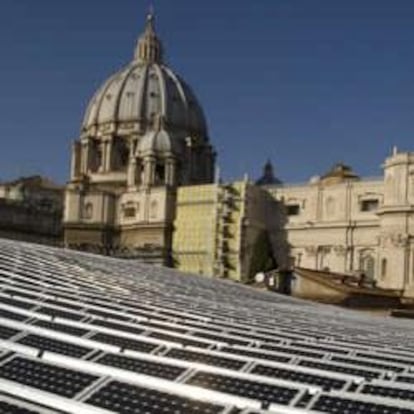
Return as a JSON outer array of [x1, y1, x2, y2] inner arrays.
[[186, 372, 299, 406], [148, 331, 211, 348], [0, 324, 19, 340], [298, 359, 382, 380], [96, 353, 185, 380], [220, 346, 292, 363], [251, 364, 347, 391], [395, 375, 414, 385], [1, 238, 414, 413], [87, 380, 226, 414], [35, 306, 83, 321], [311, 394, 414, 414], [0, 308, 28, 321], [360, 383, 414, 402], [17, 334, 92, 358], [90, 319, 144, 335], [330, 355, 405, 373], [165, 348, 247, 370], [0, 357, 98, 398], [90, 332, 158, 353], [0, 400, 41, 414], [31, 320, 89, 337]]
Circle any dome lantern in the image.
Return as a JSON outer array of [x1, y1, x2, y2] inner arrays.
[[134, 12, 163, 63]]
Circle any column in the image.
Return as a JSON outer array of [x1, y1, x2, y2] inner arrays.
[[80, 141, 88, 174], [127, 158, 137, 187], [98, 141, 105, 172], [70, 141, 81, 180], [103, 136, 113, 172], [166, 158, 176, 186], [143, 157, 155, 187]]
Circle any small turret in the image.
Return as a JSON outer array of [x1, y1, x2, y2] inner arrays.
[[256, 160, 282, 186]]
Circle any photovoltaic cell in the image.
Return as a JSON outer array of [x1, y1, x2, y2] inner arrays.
[[165, 348, 246, 370], [87, 380, 225, 414], [96, 353, 185, 380], [0, 357, 98, 398], [17, 334, 92, 358], [90, 332, 158, 353], [186, 372, 298, 405], [312, 394, 414, 414]]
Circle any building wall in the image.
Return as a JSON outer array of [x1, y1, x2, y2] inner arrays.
[[262, 150, 414, 297], [172, 181, 278, 282], [0, 176, 63, 245], [267, 179, 383, 278], [172, 184, 218, 276]]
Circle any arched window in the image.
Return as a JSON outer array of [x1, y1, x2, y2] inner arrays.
[[150, 200, 158, 219], [116, 139, 129, 170], [91, 141, 102, 172], [155, 163, 165, 185], [82, 202, 93, 220], [325, 197, 335, 217], [359, 250, 375, 281], [381, 258, 387, 280]]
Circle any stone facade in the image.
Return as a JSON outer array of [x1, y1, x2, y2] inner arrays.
[[0, 176, 63, 245], [264, 149, 414, 297]]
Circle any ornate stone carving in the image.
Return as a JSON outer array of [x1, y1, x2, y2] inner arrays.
[[305, 246, 317, 256], [391, 233, 409, 248], [379, 232, 409, 248], [333, 245, 346, 256]]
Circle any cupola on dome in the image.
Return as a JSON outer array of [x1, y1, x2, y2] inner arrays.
[[82, 13, 208, 139]]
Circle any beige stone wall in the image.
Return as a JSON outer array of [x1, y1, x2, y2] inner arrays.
[[264, 151, 414, 297], [267, 178, 383, 279], [118, 187, 170, 226], [64, 190, 116, 225]]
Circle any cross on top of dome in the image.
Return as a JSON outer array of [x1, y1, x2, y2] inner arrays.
[[134, 7, 164, 63]]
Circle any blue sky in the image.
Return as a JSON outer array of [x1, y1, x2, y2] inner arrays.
[[1, 0, 414, 184]]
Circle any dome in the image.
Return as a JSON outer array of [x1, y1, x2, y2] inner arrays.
[[82, 14, 208, 139], [137, 127, 179, 156], [256, 160, 282, 186]]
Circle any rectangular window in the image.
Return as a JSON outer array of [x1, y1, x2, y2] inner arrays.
[[361, 199, 379, 212], [123, 207, 136, 218], [287, 204, 300, 216]]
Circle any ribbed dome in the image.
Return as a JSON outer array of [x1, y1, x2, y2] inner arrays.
[[137, 128, 178, 156], [82, 14, 208, 138]]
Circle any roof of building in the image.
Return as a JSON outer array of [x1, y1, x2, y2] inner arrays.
[[0, 175, 63, 191], [0, 238, 414, 413], [320, 162, 360, 185], [294, 267, 402, 305], [82, 12, 208, 140]]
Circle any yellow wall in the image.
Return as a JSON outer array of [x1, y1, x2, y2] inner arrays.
[[173, 182, 247, 280], [173, 181, 276, 282], [173, 184, 218, 276]]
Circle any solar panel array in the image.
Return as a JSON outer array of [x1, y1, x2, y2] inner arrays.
[[0, 238, 413, 413]]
